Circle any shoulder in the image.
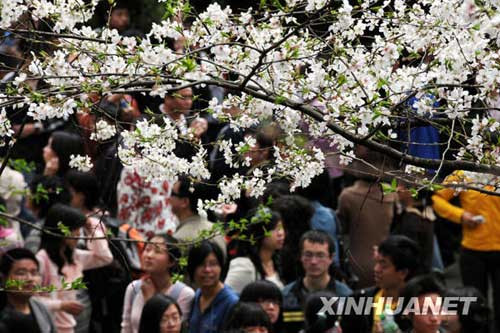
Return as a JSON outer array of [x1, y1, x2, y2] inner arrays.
[[222, 285, 239, 303], [334, 280, 352, 297], [282, 281, 297, 295], [125, 279, 142, 295], [173, 281, 195, 297], [351, 286, 378, 298]]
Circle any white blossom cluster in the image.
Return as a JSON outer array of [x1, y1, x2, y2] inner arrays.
[[69, 154, 93, 172], [90, 120, 116, 142], [3, 0, 500, 209]]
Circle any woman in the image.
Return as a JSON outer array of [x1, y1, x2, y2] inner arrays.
[[43, 131, 84, 177], [188, 241, 239, 333], [240, 281, 283, 333], [36, 203, 113, 333], [121, 234, 194, 333], [225, 208, 285, 294], [223, 302, 274, 333], [138, 294, 184, 333], [0, 248, 56, 332]]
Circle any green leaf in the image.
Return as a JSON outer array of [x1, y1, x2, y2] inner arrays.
[[337, 74, 347, 86], [8, 159, 36, 173], [381, 182, 396, 195], [57, 222, 71, 237]]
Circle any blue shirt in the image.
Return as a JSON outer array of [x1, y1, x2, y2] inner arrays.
[[310, 201, 340, 264], [188, 285, 239, 333]]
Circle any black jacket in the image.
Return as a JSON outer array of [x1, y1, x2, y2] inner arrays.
[[340, 286, 379, 333]]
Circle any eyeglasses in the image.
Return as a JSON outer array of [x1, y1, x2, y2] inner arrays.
[[302, 251, 330, 260], [160, 314, 181, 326]]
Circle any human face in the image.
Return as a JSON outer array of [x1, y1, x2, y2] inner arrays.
[[300, 240, 333, 279], [412, 293, 442, 333], [142, 236, 172, 274], [170, 181, 187, 218], [110, 8, 130, 32], [7, 259, 41, 297], [258, 299, 280, 324], [43, 137, 56, 163], [373, 252, 407, 290], [159, 304, 182, 333], [261, 221, 285, 251], [244, 327, 268, 333], [194, 253, 221, 288], [164, 88, 193, 115]]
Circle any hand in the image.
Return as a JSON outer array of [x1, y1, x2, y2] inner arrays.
[[189, 117, 208, 139], [44, 157, 59, 176], [61, 300, 84, 315], [141, 276, 156, 302], [373, 321, 383, 333], [461, 211, 481, 228]]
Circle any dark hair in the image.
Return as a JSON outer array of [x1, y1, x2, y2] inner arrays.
[[235, 208, 282, 278], [298, 168, 330, 203], [444, 287, 490, 333], [147, 233, 181, 274], [49, 131, 84, 176], [261, 180, 290, 204], [240, 280, 282, 304], [378, 235, 421, 281], [29, 175, 71, 218], [272, 195, 313, 283], [175, 176, 211, 213], [187, 241, 226, 282], [299, 230, 335, 256], [0, 248, 39, 310], [223, 302, 273, 332], [65, 170, 100, 210], [240, 280, 283, 331], [138, 294, 182, 333], [304, 291, 339, 333], [40, 204, 86, 275], [396, 274, 445, 331]]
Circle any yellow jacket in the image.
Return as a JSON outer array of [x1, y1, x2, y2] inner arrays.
[[432, 171, 500, 251]]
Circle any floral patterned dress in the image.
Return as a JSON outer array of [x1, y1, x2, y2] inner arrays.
[[117, 166, 178, 238]]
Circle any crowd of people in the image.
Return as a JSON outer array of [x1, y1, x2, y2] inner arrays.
[[0, 1, 499, 333]]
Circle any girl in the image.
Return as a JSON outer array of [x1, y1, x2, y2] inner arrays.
[[240, 281, 283, 333], [223, 302, 273, 333], [36, 203, 113, 333], [138, 294, 184, 333], [225, 209, 285, 294], [43, 131, 84, 177], [121, 234, 194, 333]]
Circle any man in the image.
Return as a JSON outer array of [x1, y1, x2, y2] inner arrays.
[[160, 88, 208, 144], [171, 176, 226, 258], [282, 230, 352, 333], [340, 235, 421, 333], [432, 170, 500, 330]]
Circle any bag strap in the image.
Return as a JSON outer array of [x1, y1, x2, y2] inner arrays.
[[128, 280, 142, 311]]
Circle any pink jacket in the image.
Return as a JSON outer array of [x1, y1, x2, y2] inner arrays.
[[36, 217, 113, 333]]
